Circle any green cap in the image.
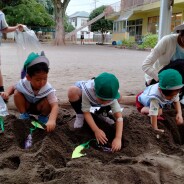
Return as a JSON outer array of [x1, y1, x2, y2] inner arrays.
[[24, 51, 49, 68], [158, 69, 184, 90], [94, 72, 120, 100]]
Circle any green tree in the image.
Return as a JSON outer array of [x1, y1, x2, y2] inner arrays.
[[64, 15, 75, 33], [36, 0, 54, 15], [37, 0, 74, 34], [2, 0, 54, 27], [89, 5, 113, 44]]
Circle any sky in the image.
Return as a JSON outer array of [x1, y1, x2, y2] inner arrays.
[[66, 0, 119, 16]]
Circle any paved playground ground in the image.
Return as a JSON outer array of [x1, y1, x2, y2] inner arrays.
[[1, 42, 147, 101]]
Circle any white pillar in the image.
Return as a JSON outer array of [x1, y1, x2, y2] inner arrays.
[[159, 0, 172, 40]]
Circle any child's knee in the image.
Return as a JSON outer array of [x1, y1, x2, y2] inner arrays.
[[14, 90, 24, 100], [68, 86, 81, 100], [140, 107, 149, 115], [37, 98, 51, 112], [158, 108, 163, 116]]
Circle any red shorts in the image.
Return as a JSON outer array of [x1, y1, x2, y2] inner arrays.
[[136, 92, 144, 112]]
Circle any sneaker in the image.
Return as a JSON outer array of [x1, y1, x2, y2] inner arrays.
[[98, 114, 115, 125], [38, 115, 48, 124], [19, 112, 30, 120]]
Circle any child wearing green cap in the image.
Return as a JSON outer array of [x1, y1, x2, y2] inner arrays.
[[136, 69, 184, 132], [68, 72, 123, 152], [2, 52, 58, 132]]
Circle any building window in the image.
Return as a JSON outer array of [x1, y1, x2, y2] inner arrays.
[[113, 22, 118, 32], [127, 19, 142, 36], [171, 13, 182, 32], [81, 19, 87, 26], [147, 16, 159, 34], [148, 13, 182, 34]]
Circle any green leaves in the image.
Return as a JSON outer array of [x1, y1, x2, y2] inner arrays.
[[89, 5, 113, 34], [2, 0, 54, 27]]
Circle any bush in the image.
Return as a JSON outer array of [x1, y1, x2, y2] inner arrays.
[[122, 39, 136, 48], [139, 33, 158, 49]]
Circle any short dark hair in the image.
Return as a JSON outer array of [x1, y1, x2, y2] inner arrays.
[[161, 89, 180, 96], [179, 30, 184, 36], [27, 62, 49, 77]]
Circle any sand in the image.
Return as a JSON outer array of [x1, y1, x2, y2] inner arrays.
[[0, 43, 184, 184], [1, 107, 184, 183]]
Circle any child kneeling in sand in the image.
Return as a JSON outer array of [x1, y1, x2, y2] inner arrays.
[[2, 52, 58, 132], [68, 72, 123, 152], [136, 69, 184, 132]]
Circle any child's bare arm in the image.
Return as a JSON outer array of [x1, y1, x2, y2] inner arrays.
[[173, 101, 183, 125], [111, 112, 123, 152], [0, 85, 15, 100], [83, 111, 108, 144], [46, 102, 59, 132], [151, 115, 164, 132]]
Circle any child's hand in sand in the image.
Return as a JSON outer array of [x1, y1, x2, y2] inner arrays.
[[155, 128, 164, 133], [46, 120, 56, 132], [176, 113, 183, 125], [94, 129, 108, 145], [0, 92, 9, 101], [111, 137, 121, 152]]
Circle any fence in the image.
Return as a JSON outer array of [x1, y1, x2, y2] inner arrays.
[[93, 34, 112, 43]]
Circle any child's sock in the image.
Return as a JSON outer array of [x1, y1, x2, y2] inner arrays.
[[0, 86, 4, 92], [74, 114, 84, 128], [69, 99, 83, 114]]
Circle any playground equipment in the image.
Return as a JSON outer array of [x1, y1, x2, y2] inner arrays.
[[65, 6, 113, 40]]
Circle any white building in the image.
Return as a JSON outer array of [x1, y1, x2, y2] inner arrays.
[[68, 11, 93, 40]]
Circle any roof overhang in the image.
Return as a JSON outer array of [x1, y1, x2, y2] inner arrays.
[[115, 10, 133, 22]]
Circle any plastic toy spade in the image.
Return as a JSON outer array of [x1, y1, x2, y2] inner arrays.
[[0, 117, 4, 133], [0, 96, 9, 132], [25, 134, 32, 149], [97, 144, 112, 152], [72, 139, 95, 159], [31, 121, 44, 129], [25, 121, 44, 149]]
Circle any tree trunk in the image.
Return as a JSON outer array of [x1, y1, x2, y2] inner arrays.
[[52, 0, 70, 46], [101, 32, 105, 44]]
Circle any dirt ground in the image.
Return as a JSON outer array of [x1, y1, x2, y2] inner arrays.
[[1, 42, 146, 100], [0, 43, 184, 184]]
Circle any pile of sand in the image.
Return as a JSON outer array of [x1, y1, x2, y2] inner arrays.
[[0, 106, 184, 183]]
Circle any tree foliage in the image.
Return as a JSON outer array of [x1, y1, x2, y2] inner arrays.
[[1, 0, 74, 45], [1, 0, 54, 27], [36, 0, 54, 15], [89, 5, 113, 39], [64, 16, 75, 33]]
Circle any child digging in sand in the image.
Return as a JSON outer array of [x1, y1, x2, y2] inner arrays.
[[68, 72, 123, 152], [136, 69, 184, 132], [1, 52, 58, 132]]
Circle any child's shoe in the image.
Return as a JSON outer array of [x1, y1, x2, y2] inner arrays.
[[38, 115, 48, 124], [19, 112, 30, 120], [98, 114, 115, 125]]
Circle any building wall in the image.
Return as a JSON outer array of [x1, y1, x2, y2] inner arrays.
[[69, 17, 89, 31], [69, 16, 93, 39], [121, 0, 159, 10], [111, 0, 184, 42]]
